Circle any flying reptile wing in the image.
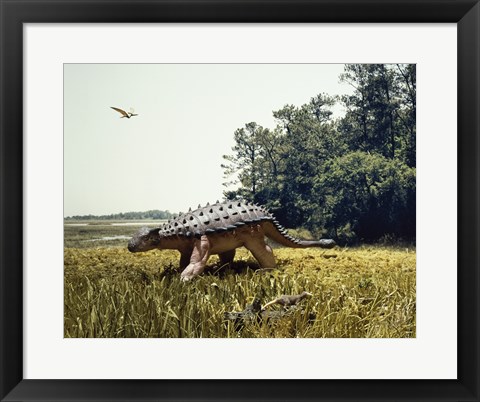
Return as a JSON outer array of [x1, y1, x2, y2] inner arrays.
[[110, 106, 129, 117]]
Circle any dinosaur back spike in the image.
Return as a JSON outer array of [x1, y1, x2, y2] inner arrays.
[[165, 200, 279, 239]]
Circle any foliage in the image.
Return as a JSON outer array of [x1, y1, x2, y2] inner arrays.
[[222, 122, 285, 204], [339, 64, 416, 166], [222, 64, 416, 243], [315, 151, 416, 241]]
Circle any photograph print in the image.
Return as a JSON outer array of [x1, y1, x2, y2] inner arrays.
[[64, 63, 416, 338]]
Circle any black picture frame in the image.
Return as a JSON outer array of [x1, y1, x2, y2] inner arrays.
[[1, 1, 479, 401]]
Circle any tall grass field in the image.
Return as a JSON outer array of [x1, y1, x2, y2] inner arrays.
[[64, 221, 416, 338]]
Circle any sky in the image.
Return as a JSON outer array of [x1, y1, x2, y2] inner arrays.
[[64, 64, 353, 217]]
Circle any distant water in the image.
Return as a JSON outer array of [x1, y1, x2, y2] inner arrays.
[[65, 221, 166, 227], [111, 222, 165, 226], [85, 235, 131, 242]]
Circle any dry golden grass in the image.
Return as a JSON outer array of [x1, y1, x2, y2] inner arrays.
[[64, 246, 416, 338]]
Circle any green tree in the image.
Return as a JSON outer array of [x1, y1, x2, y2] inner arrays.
[[315, 151, 416, 241], [222, 122, 284, 206], [339, 64, 415, 164], [394, 64, 416, 166], [220, 65, 416, 243], [272, 94, 343, 227]]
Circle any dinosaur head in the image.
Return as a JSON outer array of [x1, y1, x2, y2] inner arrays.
[[128, 227, 162, 252]]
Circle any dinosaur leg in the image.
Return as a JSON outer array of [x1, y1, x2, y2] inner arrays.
[[244, 238, 276, 268], [181, 235, 211, 281], [218, 249, 236, 266], [179, 252, 191, 271]]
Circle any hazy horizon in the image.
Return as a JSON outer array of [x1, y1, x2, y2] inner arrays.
[[64, 63, 353, 217]]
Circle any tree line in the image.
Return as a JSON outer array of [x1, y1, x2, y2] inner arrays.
[[65, 210, 173, 221], [222, 64, 416, 243]]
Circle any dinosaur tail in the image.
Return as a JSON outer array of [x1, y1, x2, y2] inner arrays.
[[263, 221, 336, 249]]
